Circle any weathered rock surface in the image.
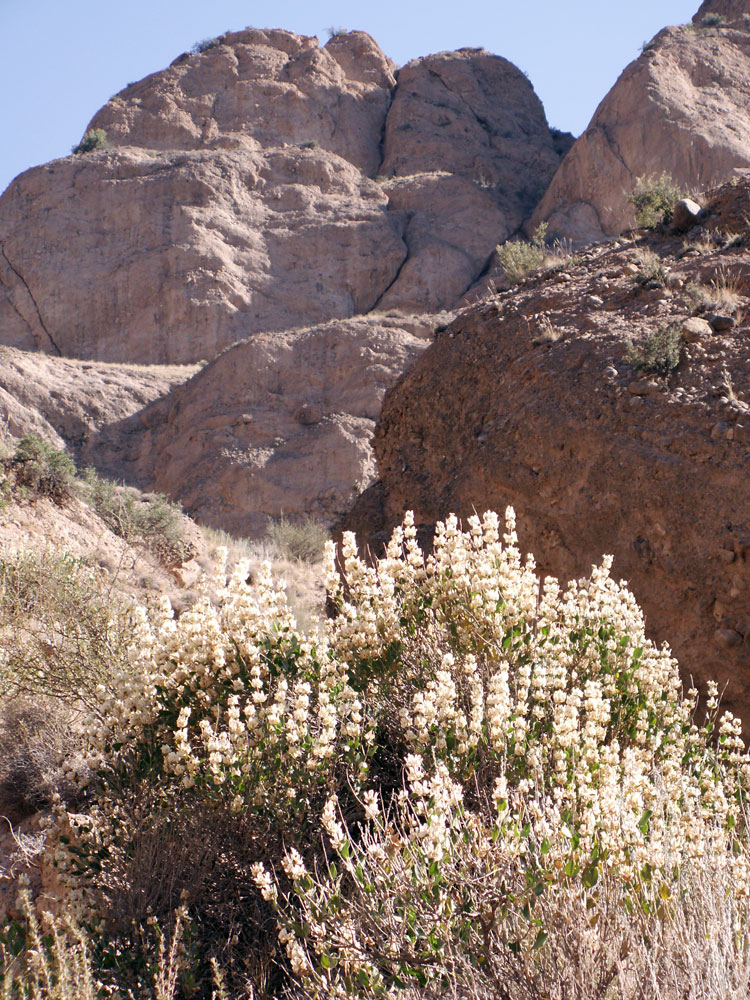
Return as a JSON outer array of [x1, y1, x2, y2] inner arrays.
[[0, 145, 406, 363], [86, 313, 444, 536], [0, 346, 198, 448], [344, 179, 750, 725], [89, 29, 396, 176], [375, 50, 561, 307], [0, 33, 564, 363], [533, 10, 750, 243], [694, 0, 750, 24]]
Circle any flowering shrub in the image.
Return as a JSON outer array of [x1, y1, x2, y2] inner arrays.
[[28, 511, 750, 998]]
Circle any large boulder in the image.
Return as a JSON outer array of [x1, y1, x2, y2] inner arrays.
[[532, 10, 750, 243], [377, 49, 562, 309], [343, 181, 750, 725]]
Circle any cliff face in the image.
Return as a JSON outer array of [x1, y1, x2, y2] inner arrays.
[[0, 31, 563, 365], [533, 8, 750, 243], [343, 179, 750, 723]]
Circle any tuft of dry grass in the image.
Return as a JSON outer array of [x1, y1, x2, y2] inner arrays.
[[686, 267, 743, 315]]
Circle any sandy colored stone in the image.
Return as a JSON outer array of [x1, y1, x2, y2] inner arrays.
[[88, 29, 396, 176], [87, 313, 446, 536], [532, 17, 750, 243], [0, 346, 198, 448], [0, 34, 564, 364], [0, 145, 406, 363]]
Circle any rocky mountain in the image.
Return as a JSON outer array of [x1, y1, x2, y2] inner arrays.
[[84, 312, 444, 536], [0, 30, 563, 365], [533, 1, 750, 243], [343, 178, 750, 724]]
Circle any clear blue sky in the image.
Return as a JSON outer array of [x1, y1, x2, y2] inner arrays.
[[1, 0, 698, 196]]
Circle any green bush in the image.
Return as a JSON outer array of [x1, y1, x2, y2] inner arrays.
[[71, 129, 107, 155], [627, 173, 684, 229], [625, 321, 682, 375], [81, 468, 190, 566], [10, 434, 76, 504], [701, 12, 727, 27], [27, 510, 750, 998], [631, 248, 668, 287], [496, 222, 548, 282], [191, 36, 222, 54], [0, 548, 132, 710]]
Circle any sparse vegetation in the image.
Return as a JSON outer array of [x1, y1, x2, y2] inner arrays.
[[71, 129, 108, 155], [631, 247, 668, 287], [496, 222, 548, 282], [191, 36, 222, 54], [701, 12, 727, 27], [80, 468, 191, 566], [627, 173, 684, 228], [686, 267, 743, 315], [625, 321, 682, 375], [0, 549, 131, 710], [265, 514, 329, 563], [8, 435, 76, 504]]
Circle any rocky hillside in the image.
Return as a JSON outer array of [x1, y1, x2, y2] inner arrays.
[[343, 178, 750, 724], [533, 0, 750, 243], [0, 30, 563, 365]]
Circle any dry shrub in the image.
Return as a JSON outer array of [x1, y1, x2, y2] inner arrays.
[[265, 515, 329, 564], [686, 267, 743, 316], [81, 469, 192, 567], [0, 549, 132, 711], [7, 437, 76, 506], [631, 247, 667, 287], [0, 699, 81, 815]]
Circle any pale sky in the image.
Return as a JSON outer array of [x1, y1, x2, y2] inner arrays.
[[1, 0, 699, 195]]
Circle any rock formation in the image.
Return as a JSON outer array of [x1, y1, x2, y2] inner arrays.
[[86, 313, 441, 536], [533, 5, 750, 243], [0, 31, 564, 364], [343, 178, 750, 724]]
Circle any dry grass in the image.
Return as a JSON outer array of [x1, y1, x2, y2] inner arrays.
[[686, 267, 743, 315], [631, 248, 668, 287]]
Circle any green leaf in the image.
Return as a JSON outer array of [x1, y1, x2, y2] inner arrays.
[[533, 929, 548, 950], [638, 810, 653, 836], [320, 954, 332, 970], [540, 837, 550, 855], [581, 865, 599, 888]]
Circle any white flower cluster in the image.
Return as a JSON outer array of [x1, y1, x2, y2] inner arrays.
[[35, 508, 750, 997]]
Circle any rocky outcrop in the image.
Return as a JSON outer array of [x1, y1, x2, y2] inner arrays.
[[0, 32, 564, 364], [0, 346, 198, 449], [86, 313, 444, 536], [344, 179, 750, 724], [374, 50, 561, 309], [533, 10, 750, 243], [0, 145, 406, 364], [89, 29, 396, 176]]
